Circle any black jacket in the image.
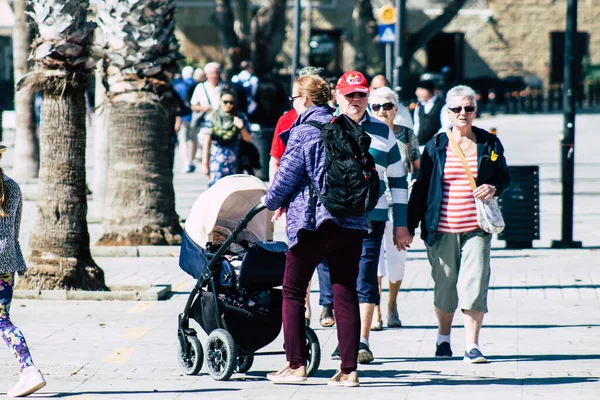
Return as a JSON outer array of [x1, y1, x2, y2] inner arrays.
[[407, 127, 511, 245]]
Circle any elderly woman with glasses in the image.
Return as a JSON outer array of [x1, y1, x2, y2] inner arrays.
[[367, 87, 420, 331], [407, 85, 511, 364]]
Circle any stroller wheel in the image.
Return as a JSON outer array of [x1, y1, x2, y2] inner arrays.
[[206, 329, 237, 381], [178, 335, 203, 375], [236, 355, 254, 373], [305, 326, 321, 377]]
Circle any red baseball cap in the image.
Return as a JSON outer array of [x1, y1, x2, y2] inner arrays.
[[336, 71, 370, 96]]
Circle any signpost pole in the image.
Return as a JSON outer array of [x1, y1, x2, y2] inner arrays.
[[392, 0, 406, 100], [552, 0, 582, 249], [385, 43, 392, 84]]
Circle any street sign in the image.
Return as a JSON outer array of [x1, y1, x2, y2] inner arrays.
[[378, 5, 397, 24], [378, 24, 396, 44]]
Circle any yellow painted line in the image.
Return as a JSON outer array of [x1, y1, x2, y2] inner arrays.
[[173, 281, 193, 292], [124, 327, 150, 340], [103, 348, 135, 363], [127, 302, 154, 313]]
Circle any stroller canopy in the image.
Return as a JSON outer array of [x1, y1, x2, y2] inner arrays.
[[184, 175, 273, 248]]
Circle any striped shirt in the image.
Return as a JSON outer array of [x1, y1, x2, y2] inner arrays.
[[438, 147, 479, 233], [360, 114, 408, 227]]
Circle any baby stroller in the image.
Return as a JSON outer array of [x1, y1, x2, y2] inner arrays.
[[177, 175, 321, 381]]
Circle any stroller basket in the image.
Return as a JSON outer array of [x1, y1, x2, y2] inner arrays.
[[191, 289, 283, 354]]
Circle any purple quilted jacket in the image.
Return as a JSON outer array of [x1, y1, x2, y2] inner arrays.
[[264, 105, 367, 248]]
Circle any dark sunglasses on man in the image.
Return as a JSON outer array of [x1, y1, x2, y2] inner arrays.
[[448, 106, 476, 114], [371, 102, 395, 112], [345, 92, 368, 99]]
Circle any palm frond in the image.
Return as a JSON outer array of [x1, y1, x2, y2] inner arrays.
[[18, 0, 96, 92], [93, 0, 183, 96]]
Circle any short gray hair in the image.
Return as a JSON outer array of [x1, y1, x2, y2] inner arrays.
[[445, 85, 477, 107], [369, 86, 398, 108], [204, 62, 221, 74]]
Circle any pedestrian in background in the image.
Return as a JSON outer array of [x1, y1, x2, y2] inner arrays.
[[368, 86, 420, 330], [408, 85, 511, 363], [264, 74, 367, 387], [201, 88, 252, 187], [190, 62, 222, 166], [0, 145, 46, 397], [369, 74, 413, 129], [173, 66, 198, 173], [413, 80, 451, 153]]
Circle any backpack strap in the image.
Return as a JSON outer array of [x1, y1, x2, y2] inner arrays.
[[301, 121, 326, 225]]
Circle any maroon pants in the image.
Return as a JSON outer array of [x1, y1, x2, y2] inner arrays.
[[282, 221, 363, 371]]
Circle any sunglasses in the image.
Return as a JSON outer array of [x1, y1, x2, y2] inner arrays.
[[222, 100, 234, 105], [371, 102, 395, 112], [345, 92, 368, 99], [448, 106, 476, 114], [288, 95, 302, 104]]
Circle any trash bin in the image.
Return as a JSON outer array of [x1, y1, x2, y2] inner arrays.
[[251, 125, 274, 181], [498, 166, 540, 249]]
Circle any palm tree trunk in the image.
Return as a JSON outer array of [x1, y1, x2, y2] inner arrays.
[[20, 90, 106, 290], [11, 0, 39, 179], [91, 69, 108, 218], [98, 93, 181, 246]]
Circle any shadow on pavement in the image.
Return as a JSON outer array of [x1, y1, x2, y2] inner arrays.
[[383, 323, 600, 330], [402, 284, 600, 292], [377, 353, 600, 363], [47, 388, 239, 397], [248, 369, 598, 387]]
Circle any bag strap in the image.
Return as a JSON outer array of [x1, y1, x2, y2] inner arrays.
[[445, 130, 477, 190], [202, 82, 212, 108], [403, 127, 413, 175]]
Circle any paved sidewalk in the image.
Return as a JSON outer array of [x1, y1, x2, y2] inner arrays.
[[0, 113, 598, 398], [0, 248, 597, 399]]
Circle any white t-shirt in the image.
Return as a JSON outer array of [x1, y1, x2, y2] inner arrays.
[[190, 81, 222, 124]]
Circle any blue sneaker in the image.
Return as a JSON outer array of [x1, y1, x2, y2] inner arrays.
[[463, 348, 488, 363], [435, 341, 453, 358]]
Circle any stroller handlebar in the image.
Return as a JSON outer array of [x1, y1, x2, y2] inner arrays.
[[207, 203, 268, 263]]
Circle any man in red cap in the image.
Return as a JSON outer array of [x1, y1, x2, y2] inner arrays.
[[322, 71, 412, 367]]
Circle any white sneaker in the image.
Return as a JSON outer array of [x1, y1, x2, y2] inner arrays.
[[7, 367, 46, 397]]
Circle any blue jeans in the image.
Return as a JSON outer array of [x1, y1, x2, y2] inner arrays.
[[319, 221, 386, 306]]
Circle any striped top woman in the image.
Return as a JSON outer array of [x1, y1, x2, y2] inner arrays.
[[407, 85, 511, 365]]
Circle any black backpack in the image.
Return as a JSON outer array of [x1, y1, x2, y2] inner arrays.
[[305, 114, 380, 218]]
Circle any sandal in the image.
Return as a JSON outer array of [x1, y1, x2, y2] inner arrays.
[[320, 306, 335, 327]]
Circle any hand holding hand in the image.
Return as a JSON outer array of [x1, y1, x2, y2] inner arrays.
[[473, 184, 496, 200], [393, 227, 412, 251], [408, 178, 416, 194]]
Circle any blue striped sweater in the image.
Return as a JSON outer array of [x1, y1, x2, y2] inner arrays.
[[359, 114, 408, 227], [264, 105, 368, 248]]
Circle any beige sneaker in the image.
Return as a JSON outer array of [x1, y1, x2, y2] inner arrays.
[[327, 369, 359, 387], [266, 364, 307, 384]]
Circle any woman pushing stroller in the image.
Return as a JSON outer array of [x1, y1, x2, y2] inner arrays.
[[262, 75, 367, 387]]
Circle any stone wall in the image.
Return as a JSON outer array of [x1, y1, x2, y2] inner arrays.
[[173, 0, 600, 87], [442, 0, 600, 86]]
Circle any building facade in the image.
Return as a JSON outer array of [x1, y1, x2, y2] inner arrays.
[[176, 0, 600, 90]]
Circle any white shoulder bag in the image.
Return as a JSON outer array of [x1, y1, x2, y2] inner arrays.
[[446, 131, 505, 234]]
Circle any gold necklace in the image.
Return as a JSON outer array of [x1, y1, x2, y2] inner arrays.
[[459, 137, 473, 152]]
